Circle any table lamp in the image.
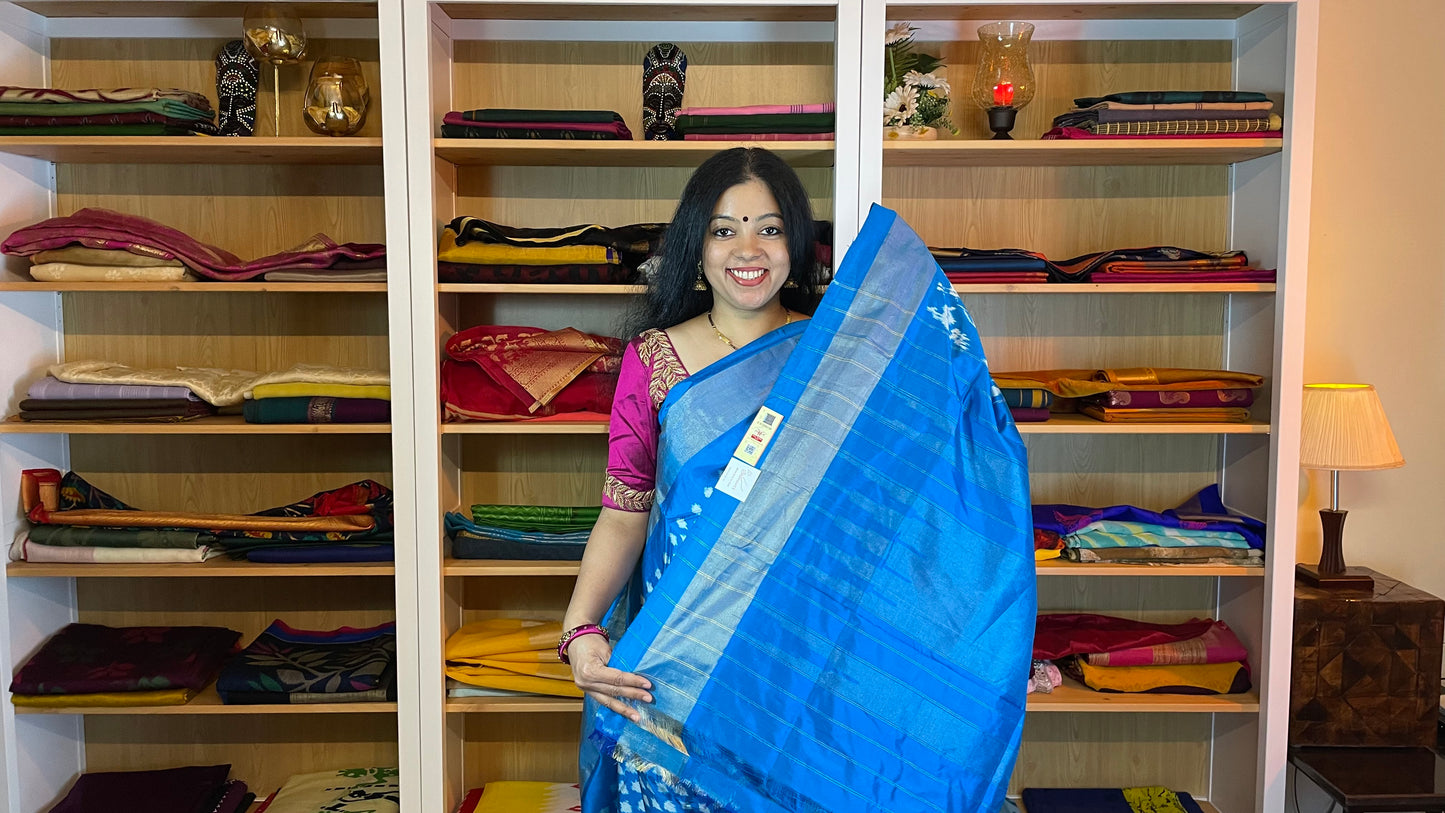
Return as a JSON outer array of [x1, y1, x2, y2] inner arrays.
[[1297, 383, 1404, 590]]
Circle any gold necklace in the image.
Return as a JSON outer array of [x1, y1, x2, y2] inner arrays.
[[707, 308, 792, 350]]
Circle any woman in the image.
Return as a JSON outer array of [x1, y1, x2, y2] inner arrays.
[[563, 148, 1036, 813]]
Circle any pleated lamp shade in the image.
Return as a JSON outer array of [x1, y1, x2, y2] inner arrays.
[[1300, 383, 1405, 470]]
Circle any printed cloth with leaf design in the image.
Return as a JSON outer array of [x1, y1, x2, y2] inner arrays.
[[215, 620, 396, 704]]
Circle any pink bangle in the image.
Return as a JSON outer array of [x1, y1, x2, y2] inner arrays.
[[558, 623, 609, 664]]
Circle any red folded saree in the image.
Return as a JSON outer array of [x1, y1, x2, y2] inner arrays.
[[441, 325, 621, 421], [1033, 613, 1217, 661]]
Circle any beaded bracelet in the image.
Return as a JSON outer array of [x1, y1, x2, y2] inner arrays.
[[557, 623, 609, 665]]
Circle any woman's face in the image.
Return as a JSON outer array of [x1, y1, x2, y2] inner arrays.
[[701, 178, 792, 314]]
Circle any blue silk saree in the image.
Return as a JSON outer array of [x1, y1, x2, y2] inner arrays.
[[582, 205, 1036, 813]]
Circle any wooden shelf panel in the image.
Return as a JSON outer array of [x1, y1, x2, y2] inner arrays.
[[13, 684, 398, 716], [0, 282, 387, 293], [16, 2, 379, 17], [7, 560, 395, 578], [0, 137, 383, 165], [1016, 415, 1269, 435], [953, 283, 1275, 294], [1035, 560, 1262, 577], [441, 421, 608, 435], [439, 3, 836, 22], [883, 139, 1281, 167], [444, 681, 1258, 714], [437, 284, 644, 295], [434, 140, 834, 168], [447, 559, 1263, 578], [0, 416, 391, 435]]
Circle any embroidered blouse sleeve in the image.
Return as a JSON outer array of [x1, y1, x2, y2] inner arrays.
[[602, 340, 658, 512]]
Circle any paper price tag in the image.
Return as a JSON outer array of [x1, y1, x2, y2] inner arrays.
[[716, 458, 762, 501], [732, 406, 784, 467]]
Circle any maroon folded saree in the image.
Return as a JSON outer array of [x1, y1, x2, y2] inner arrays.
[[1083, 389, 1256, 409], [10, 623, 241, 695], [437, 261, 633, 284], [1033, 613, 1217, 661], [47, 764, 232, 813], [440, 325, 621, 421], [2, 208, 385, 281]]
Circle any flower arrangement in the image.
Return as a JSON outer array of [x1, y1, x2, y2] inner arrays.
[[883, 22, 955, 136]]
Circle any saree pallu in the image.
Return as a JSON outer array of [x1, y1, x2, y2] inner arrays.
[[582, 204, 1035, 813], [441, 326, 621, 420]]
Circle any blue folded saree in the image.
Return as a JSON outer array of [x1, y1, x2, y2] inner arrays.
[[581, 204, 1036, 812]]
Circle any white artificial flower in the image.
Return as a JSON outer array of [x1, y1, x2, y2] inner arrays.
[[905, 71, 952, 98], [884, 22, 913, 45], [883, 84, 918, 125]]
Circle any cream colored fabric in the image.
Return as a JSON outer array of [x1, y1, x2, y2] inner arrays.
[[30, 263, 191, 282], [32, 246, 185, 267], [49, 361, 389, 407]]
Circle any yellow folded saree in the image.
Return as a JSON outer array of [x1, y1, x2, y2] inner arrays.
[[11, 687, 195, 707], [251, 382, 392, 400], [1076, 659, 1249, 694], [444, 619, 582, 698], [439, 231, 620, 266]]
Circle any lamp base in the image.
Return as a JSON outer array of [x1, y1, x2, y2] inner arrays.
[[1296, 562, 1375, 591], [986, 106, 1017, 140]]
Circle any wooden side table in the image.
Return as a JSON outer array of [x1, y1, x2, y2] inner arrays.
[[1292, 568, 1445, 746], [1290, 747, 1445, 812]]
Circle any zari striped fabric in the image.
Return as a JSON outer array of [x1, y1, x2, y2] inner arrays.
[[581, 205, 1036, 812]]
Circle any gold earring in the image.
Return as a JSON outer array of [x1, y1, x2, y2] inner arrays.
[[783, 276, 799, 289], [693, 261, 707, 291]]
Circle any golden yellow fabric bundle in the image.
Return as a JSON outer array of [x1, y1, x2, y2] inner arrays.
[[444, 619, 582, 698]]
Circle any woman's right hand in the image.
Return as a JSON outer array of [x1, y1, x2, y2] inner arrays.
[[568, 633, 653, 723]]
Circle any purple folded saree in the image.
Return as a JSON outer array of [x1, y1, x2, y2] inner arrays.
[[2, 208, 386, 281], [1083, 389, 1255, 409], [1010, 406, 1051, 422], [27, 375, 194, 400], [47, 764, 232, 813], [10, 623, 241, 695], [1091, 269, 1277, 283]]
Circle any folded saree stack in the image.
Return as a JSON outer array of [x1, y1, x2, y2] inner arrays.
[[12, 469, 395, 564], [930, 246, 1051, 284], [46, 764, 252, 813], [215, 620, 397, 704], [1000, 386, 1054, 423], [243, 381, 391, 424], [454, 782, 581, 813], [440, 108, 633, 140], [930, 244, 1272, 284], [2, 208, 385, 282], [17, 376, 213, 423], [447, 504, 596, 560], [993, 367, 1264, 424], [0, 85, 218, 136], [1034, 613, 1252, 695], [675, 102, 835, 141], [441, 325, 622, 422], [1043, 90, 1283, 140], [445, 619, 583, 698], [1022, 786, 1211, 813], [1035, 484, 1265, 566], [8, 622, 240, 707], [254, 767, 399, 813], [437, 215, 664, 284]]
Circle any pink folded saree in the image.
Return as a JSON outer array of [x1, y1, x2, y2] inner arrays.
[[2, 208, 385, 281]]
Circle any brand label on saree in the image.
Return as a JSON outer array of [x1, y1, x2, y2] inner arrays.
[[733, 406, 784, 467], [717, 457, 762, 500]]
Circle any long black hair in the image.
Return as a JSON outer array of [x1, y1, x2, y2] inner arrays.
[[623, 148, 823, 338]]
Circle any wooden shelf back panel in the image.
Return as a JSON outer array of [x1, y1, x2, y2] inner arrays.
[[1023, 434, 1222, 511], [51, 38, 383, 139], [435, 140, 835, 168], [0, 137, 384, 166], [459, 713, 580, 789], [82, 715, 399, 797], [450, 164, 833, 236], [8, 560, 396, 578], [56, 164, 385, 261], [20, 2, 379, 18], [65, 433, 391, 512], [1037, 579, 1222, 621], [0, 415, 392, 435], [1010, 713, 1212, 797], [458, 434, 607, 508], [882, 140, 1281, 168], [456, 576, 574, 621], [449, 41, 834, 142], [62, 292, 389, 371], [77, 575, 396, 644], [886, 165, 1232, 261]]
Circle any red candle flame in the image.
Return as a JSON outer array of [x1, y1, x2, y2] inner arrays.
[[993, 82, 1014, 106]]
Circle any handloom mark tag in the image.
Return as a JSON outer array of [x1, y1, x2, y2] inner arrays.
[[732, 406, 784, 467], [716, 457, 762, 501]]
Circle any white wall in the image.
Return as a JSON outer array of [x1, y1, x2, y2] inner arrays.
[[1301, 0, 1445, 601]]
